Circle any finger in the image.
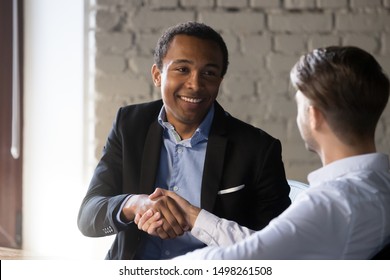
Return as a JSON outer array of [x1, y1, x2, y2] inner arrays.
[[166, 199, 188, 230], [156, 226, 169, 240], [149, 188, 166, 200], [158, 199, 187, 236], [140, 212, 161, 232], [156, 205, 183, 238], [136, 209, 153, 230], [146, 214, 164, 235], [159, 218, 180, 238], [163, 191, 191, 217], [134, 213, 141, 225]]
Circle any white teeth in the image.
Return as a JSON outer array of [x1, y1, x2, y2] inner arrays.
[[180, 96, 202, 103]]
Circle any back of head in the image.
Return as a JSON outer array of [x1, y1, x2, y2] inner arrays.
[[154, 21, 229, 78], [290, 46, 390, 144]]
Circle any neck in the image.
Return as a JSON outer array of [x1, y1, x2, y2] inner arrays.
[[318, 140, 376, 166]]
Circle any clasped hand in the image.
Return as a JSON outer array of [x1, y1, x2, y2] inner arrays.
[[127, 188, 200, 239]]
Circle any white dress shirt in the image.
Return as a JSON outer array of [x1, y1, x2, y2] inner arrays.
[[177, 153, 390, 259]]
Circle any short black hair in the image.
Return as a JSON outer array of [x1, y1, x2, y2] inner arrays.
[[154, 21, 229, 78]]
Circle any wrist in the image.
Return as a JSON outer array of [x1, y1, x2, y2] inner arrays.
[[121, 194, 145, 222], [188, 205, 201, 230]]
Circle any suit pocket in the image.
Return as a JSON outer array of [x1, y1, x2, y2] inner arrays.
[[217, 184, 245, 195]]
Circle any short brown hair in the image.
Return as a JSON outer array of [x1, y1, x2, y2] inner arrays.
[[290, 46, 389, 143]]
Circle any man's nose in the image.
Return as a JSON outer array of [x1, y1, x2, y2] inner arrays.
[[186, 72, 202, 91]]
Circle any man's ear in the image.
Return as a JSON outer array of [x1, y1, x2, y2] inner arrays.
[[151, 64, 161, 87], [309, 105, 325, 131]]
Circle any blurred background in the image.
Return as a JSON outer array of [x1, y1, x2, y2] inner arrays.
[[1, 0, 389, 259]]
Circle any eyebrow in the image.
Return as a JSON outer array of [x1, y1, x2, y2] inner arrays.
[[172, 59, 221, 69]]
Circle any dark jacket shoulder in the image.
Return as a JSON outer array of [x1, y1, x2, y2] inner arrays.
[[117, 99, 163, 123], [214, 102, 277, 146]]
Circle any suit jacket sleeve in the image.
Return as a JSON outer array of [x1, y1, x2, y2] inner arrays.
[[77, 107, 133, 237]]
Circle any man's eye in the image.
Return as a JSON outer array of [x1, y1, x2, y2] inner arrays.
[[203, 71, 217, 77], [176, 67, 188, 73]]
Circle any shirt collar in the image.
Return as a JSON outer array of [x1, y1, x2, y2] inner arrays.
[[307, 153, 389, 186], [157, 104, 215, 146]]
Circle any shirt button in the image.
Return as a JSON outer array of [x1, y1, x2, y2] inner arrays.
[[177, 147, 183, 153], [165, 250, 170, 256], [173, 186, 179, 192]]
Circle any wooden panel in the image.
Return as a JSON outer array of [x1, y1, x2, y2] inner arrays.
[[0, 0, 23, 249]]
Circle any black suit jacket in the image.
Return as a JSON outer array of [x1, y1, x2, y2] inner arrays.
[[77, 100, 291, 259]]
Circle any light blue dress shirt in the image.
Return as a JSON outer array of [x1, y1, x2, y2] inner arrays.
[[134, 104, 215, 259]]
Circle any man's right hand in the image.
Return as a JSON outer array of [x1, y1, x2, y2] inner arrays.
[[134, 189, 201, 238], [121, 194, 188, 239]]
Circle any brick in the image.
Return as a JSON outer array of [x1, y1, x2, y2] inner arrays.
[[221, 33, 239, 54], [216, 0, 248, 9], [266, 53, 299, 75], [94, 99, 118, 124], [95, 0, 125, 6], [383, 34, 390, 55], [316, 0, 348, 9], [284, 0, 316, 9], [342, 34, 379, 53], [269, 13, 332, 32], [257, 78, 291, 97], [376, 55, 390, 80], [147, 0, 179, 9], [228, 54, 266, 79], [221, 76, 256, 100], [350, 0, 382, 8], [250, 0, 281, 9], [130, 10, 196, 32], [257, 120, 288, 142], [200, 11, 264, 34], [95, 32, 133, 53], [217, 98, 268, 127], [264, 94, 296, 121], [241, 34, 272, 57], [122, 0, 148, 9], [336, 13, 390, 32], [274, 34, 307, 55], [180, 0, 215, 8], [95, 54, 126, 74], [95, 10, 121, 30], [136, 33, 160, 56], [308, 35, 340, 50], [95, 74, 151, 98], [129, 56, 155, 76]]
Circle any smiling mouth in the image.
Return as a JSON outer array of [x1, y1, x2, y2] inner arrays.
[[180, 96, 203, 104]]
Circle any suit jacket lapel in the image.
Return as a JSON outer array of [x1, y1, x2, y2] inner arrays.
[[201, 102, 228, 212], [139, 120, 163, 195]]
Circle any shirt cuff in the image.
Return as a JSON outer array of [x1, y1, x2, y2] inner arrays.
[[191, 209, 220, 245]]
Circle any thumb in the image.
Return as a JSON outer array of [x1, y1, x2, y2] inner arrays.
[[149, 187, 166, 200]]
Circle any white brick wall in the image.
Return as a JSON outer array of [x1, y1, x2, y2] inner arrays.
[[87, 0, 390, 183]]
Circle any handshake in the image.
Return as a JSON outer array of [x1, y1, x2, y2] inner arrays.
[[121, 188, 201, 239]]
